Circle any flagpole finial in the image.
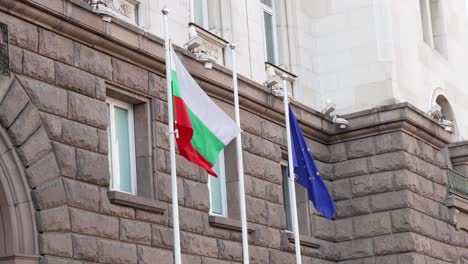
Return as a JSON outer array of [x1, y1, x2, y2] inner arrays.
[[161, 7, 169, 15], [229, 43, 237, 50]]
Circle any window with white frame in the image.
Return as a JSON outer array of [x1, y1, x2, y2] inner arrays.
[[107, 98, 137, 195], [209, 150, 228, 216], [261, 0, 279, 65], [419, 0, 447, 56], [193, 0, 209, 29]]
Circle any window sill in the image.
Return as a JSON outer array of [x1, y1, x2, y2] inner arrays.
[[209, 215, 254, 233], [284, 232, 320, 249], [108, 191, 166, 214]]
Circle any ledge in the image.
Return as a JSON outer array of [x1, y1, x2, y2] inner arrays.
[[209, 215, 254, 233], [0, 254, 40, 264], [284, 232, 320, 249], [108, 191, 166, 214]]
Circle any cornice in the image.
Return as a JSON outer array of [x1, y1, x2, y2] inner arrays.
[[0, 0, 453, 148]]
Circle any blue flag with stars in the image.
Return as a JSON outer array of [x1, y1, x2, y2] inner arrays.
[[289, 106, 336, 220]]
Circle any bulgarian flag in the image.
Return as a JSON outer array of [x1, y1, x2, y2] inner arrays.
[[170, 46, 240, 176]]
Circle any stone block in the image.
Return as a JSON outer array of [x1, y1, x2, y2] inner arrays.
[[158, 172, 184, 204], [346, 137, 376, 158], [95, 77, 106, 101], [352, 212, 391, 239], [264, 159, 283, 184], [135, 209, 167, 225], [246, 196, 268, 224], [17, 127, 52, 167], [267, 201, 286, 229], [55, 62, 96, 97], [0, 80, 28, 128], [201, 257, 231, 264], [137, 246, 173, 264], [184, 179, 209, 211], [36, 206, 70, 232], [61, 119, 98, 151], [262, 120, 284, 145], [9, 45, 23, 73], [351, 171, 394, 197], [7, 102, 41, 146], [335, 218, 353, 241], [68, 91, 107, 128], [40, 113, 62, 140], [97, 129, 108, 154], [76, 148, 110, 186], [269, 249, 294, 264], [32, 178, 66, 210], [337, 239, 373, 259], [249, 135, 281, 162], [112, 58, 149, 94], [149, 72, 166, 99], [181, 232, 218, 258], [38, 29, 74, 64], [373, 233, 419, 255], [70, 208, 119, 239], [63, 178, 99, 211], [175, 154, 201, 181], [311, 215, 335, 240], [218, 240, 242, 262], [152, 99, 168, 123], [329, 143, 347, 162], [23, 51, 55, 83], [249, 245, 269, 264], [3, 15, 38, 51], [39, 233, 72, 257], [97, 239, 137, 264], [152, 225, 174, 249], [72, 234, 98, 261], [316, 160, 333, 180], [333, 158, 368, 178], [368, 151, 411, 173], [333, 178, 352, 200], [243, 152, 265, 179], [75, 43, 112, 79], [307, 139, 330, 162], [19, 76, 68, 116], [51, 141, 76, 178], [99, 188, 135, 218], [335, 197, 371, 218], [433, 182, 446, 203], [179, 207, 204, 233], [120, 219, 152, 245], [370, 190, 411, 212], [25, 151, 60, 188]]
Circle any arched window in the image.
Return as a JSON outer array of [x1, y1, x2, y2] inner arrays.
[[433, 94, 460, 141]]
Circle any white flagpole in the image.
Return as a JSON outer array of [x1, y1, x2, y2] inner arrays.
[[282, 75, 302, 264], [162, 8, 182, 264], [229, 43, 250, 264]]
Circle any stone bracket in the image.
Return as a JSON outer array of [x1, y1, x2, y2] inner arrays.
[[208, 215, 254, 233], [108, 190, 166, 214], [282, 231, 321, 249]]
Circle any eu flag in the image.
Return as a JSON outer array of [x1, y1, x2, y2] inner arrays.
[[288, 106, 336, 219]]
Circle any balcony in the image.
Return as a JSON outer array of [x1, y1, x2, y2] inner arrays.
[[447, 168, 468, 199]]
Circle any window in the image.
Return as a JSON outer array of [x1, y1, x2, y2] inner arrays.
[[107, 98, 137, 194], [209, 150, 228, 216], [282, 165, 293, 231], [193, 0, 209, 29], [420, 0, 447, 56], [261, 0, 279, 64]]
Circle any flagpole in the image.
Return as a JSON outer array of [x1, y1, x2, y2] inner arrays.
[[282, 75, 302, 264], [229, 43, 250, 264], [162, 8, 182, 264]]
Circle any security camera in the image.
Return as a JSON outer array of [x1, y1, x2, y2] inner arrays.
[[196, 53, 217, 69], [322, 100, 336, 117], [185, 26, 203, 51], [428, 104, 442, 121], [333, 115, 349, 129], [264, 66, 280, 88]]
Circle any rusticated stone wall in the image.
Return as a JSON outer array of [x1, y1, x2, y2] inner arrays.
[[1, 1, 468, 264]]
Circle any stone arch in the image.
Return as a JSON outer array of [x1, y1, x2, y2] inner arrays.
[[431, 88, 460, 142], [0, 74, 65, 263]]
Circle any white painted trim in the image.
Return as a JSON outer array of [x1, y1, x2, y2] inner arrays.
[[106, 97, 138, 195], [208, 150, 228, 217], [261, 0, 279, 65]]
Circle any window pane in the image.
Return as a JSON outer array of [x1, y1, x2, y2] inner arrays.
[[264, 11, 276, 64], [114, 106, 132, 193], [210, 158, 224, 215], [194, 0, 208, 28], [261, 0, 273, 8], [282, 166, 293, 231]]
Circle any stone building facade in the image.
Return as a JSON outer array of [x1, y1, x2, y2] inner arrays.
[[2, 0, 468, 264]]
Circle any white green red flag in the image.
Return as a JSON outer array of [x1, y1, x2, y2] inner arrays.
[[170, 45, 240, 176]]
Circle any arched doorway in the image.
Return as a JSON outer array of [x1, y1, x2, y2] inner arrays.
[[0, 126, 39, 263]]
